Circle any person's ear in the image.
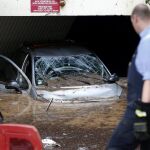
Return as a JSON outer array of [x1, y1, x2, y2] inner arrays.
[[132, 15, 138, 23], [135, 16, 139, 23]]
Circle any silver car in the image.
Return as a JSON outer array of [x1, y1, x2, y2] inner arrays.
[[18, 45, 122, 102]]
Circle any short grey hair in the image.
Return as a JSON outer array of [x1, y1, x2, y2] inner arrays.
[[131, 4, 150, 20]]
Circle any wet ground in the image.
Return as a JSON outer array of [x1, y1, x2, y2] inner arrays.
[[33, 99, 126, 150], [2, 98, 126, 150], [1, 77, 127, 150]]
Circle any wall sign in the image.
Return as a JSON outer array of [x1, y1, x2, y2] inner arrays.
[[31, 0, 60, 13]]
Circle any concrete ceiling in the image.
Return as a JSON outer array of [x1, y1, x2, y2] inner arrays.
[[0, 16, 75, 55]]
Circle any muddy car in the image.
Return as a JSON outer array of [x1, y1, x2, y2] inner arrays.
[[0, 45, 122, 119], [18, 45, 122, 102]]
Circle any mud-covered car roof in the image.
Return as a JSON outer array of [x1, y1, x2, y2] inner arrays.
[[30, 46, 91, 57]]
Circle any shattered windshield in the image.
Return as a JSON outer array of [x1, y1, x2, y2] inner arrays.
[[34, 54, 110, 86]]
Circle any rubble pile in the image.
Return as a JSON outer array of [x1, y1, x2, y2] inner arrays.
[[47, 74, 105, 90]]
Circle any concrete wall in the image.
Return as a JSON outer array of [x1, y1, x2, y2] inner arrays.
[[0, 0, 145, 16]]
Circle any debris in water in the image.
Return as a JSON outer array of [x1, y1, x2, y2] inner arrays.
[[77, 147, 89, 150], [42, 137, 61, 149]]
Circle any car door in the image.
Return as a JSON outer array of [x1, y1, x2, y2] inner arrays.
[[0, 55, 35, 122]]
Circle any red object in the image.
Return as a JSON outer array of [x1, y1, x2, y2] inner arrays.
[[31, 0, 60, 13], [0, 124, 43, 150]]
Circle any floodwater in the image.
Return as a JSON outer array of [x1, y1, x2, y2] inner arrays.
[[33, 99, 127, 150], [3, 98, 126, 150], [1, 77, 127, 150]]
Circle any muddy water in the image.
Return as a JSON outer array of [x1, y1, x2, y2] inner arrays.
[[2, 98, 126, 150], [34, 100, 127, 150], [32, 100, 126, 150], [1, 96, 126, 150], [1, 78, 127, 150]]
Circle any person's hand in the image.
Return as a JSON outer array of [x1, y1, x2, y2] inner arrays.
[[134, 101, 150, 141]]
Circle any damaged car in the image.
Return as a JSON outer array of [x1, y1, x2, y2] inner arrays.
[[17, 44, 122, 102], [0, 44, 123, 125]]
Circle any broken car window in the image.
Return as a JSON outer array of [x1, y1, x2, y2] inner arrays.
[[34, 54, 110, 86]]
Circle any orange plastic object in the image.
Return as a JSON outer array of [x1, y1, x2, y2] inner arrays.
[[0, 124, 43, 150]]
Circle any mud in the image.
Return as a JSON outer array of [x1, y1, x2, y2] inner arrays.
[[47, 74, 105, 91], [33, 99, 126, 150], [1, 77, 128, 150], [3, 98, 126, 150]]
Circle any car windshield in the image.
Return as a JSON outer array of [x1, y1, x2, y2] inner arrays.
[[34, 54, 110, 86]]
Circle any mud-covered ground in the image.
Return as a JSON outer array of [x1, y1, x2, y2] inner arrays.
[[33, 99, 126, 150], [1, 77, 127, 150], [4, 99, 126, 150]]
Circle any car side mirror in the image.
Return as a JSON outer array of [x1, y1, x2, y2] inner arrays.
[[108, 73, 119, 83], [5, 80, 22, 94]]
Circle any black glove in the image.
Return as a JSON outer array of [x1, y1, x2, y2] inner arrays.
[[134, 101, 150, 141]]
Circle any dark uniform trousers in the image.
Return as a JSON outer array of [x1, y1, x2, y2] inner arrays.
[[106, 52, 150, 150]]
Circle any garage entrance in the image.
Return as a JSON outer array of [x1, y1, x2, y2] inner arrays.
[[0, 16, 139, 76], [0, 16, 140, 149]]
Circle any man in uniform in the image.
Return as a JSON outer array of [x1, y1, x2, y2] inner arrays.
[[107, 3, 150, 150]]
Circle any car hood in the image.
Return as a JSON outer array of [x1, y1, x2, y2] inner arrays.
[[37, 83, 122, 102]]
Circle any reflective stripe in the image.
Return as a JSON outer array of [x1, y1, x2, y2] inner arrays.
[[135, 109, 147, 117]]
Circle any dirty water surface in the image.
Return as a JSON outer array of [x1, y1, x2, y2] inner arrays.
[[35, 100, 126, 150], [1, 78, 127, 150], [3, 98, 126, 150]]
